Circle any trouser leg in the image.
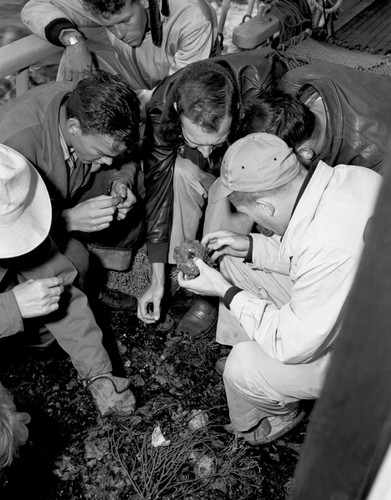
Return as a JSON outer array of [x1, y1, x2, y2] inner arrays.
[[57, 236, 90, 292], [223, 341, 331, 431], [216, 253, 292, 345], [20, 239, 112, 379], [168, 157, 216, 264]]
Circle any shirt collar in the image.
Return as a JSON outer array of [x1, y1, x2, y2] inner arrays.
[[58, 125, 78, 164]]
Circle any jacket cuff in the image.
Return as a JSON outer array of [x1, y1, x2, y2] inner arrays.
[[223, 286, 243, 310], [44, 18, 80, 46], [146, 242, 169, 263], [243, 234, 253, 263]]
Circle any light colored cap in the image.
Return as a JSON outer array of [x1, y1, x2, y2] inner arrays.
[[0, 144, 52, 258], [210, 132, 302, 202]]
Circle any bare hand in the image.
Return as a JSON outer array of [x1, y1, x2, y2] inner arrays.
[[62, 42, 94, 82], [110, 180, 137, 220], [201, 230, 250, 262], [137, 282, 164, 324], [13, 277, 65, 318], [178, 259, 231, 297], [63, 195, 119, 232]]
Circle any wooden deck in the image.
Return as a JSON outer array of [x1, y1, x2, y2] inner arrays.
[[334, 0, 391, 54]]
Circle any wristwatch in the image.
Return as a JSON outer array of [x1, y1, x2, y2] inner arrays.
[[61, 33, 85, 46]]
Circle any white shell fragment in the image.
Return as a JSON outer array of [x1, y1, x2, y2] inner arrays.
[[151, 425, 171, 447], [187, 409, 209, 432]]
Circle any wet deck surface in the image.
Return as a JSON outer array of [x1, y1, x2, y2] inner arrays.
[[334, 0, 391, 54]]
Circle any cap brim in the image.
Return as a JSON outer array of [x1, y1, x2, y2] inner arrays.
[[0, 165, 52, 258], [208, 178, 233, 204]]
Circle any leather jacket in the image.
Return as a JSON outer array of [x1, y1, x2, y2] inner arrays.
[[279, 62, 391, 173], [143, 46, 288, 263]]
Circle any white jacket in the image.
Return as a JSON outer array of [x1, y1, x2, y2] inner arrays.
[[230, 161, 382, 363], [21, 0, 217, 91]]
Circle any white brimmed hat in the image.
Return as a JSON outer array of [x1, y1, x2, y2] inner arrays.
[[0, 144, 52, 258]]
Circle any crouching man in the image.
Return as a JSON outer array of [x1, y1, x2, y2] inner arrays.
[[0, 144, 135, 418], [179, 133, 382, 444]]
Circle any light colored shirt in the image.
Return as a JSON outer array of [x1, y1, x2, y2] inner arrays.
[[21, 0, 217, 91], [59, 125, 77, 175], [229, 161, 382, 364]]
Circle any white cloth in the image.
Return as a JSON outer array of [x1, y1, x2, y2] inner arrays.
[[21, 0, 218, 91], [218, 161, 382, 364]]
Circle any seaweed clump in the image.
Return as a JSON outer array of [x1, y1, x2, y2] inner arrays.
[[172, 240, 213, 281]]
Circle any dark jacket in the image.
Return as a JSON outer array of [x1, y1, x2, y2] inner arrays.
[[279, 62, 391, 174], [143, 46, 287, 263]]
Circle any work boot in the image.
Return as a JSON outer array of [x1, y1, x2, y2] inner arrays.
[[26, 327, 56, 351], [176, 297, 218, 337], [99, 287, 137, 311], [84, 373, 136, 418], [226, 405, 306, 445]]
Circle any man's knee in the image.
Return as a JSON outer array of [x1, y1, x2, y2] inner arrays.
[[62, 238, 90, 288], [223, 342, 257, 391], [173, 157, 201, 187]]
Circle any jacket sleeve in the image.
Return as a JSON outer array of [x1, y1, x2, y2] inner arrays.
[[0, 291, 24, 338], [210, 46, 288, 102], [21, 0, 100, 45], [169, 22, 215, 76], [228, 239, 357, 364], [142, 89, 177, 263], [108, 160, 138, 191], [168, 0, 217, 75]]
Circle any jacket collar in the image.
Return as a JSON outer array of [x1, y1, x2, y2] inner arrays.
[[42, 88, 71, 172], [301, 79, 344, 168]]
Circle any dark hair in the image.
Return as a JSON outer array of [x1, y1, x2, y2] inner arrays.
[[82, 0, 128, 15], [82, 0, 170, 47], [239, 91, 315, 149], [159, 61, 240, 142], [66, 71, 140, 154]]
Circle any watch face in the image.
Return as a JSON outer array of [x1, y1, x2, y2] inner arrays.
[[65, 35, 83, 45]]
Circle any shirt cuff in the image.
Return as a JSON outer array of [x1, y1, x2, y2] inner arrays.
[[223, 286, 243, 310], [44, 18, 80, 46], [243, 234, 253, 263]]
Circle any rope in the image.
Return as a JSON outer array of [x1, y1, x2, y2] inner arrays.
[[307, 0, 343, 14], [268, 0, 312, 44]]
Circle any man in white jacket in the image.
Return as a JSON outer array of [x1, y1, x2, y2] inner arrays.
[[178, 133, 382, 444], [21, 0, 218, 107]]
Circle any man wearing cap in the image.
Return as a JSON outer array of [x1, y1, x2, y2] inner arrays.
[[0, 144, 136, 418], [178, 132, 382, 444]]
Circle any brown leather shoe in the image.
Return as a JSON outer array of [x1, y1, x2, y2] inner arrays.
[[99, 287, 137, 311], [176, 297, 218, 337], [27, 327, 56, 351]]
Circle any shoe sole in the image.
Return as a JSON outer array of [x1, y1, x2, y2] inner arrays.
[[248, 410, 306, 445], [226, 410, 306, 445]]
